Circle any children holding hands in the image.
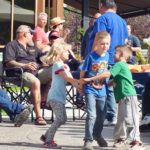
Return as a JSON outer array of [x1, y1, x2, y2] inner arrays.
[[81, 44, 145, 150], [39, 30, 144, 150]]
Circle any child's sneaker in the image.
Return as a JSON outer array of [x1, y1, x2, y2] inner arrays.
[[94, 137, 108, 147], [43, 140, 61, 149], [83, 140, 93, 150], [14, 104, 33, 127], [113, 138, 126, 148], [129, 141, 145, 150], [104, 119, 117, 126]]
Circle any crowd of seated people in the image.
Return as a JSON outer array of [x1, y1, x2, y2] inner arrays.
[[2, 13, 83, 126]]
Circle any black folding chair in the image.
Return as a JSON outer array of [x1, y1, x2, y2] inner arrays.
[[66, 83, 86, 120], [0, 48, 31, 121], [1, 67, 31, 103]]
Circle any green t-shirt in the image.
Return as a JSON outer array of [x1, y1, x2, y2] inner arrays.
[[109, 61, 136, 102]]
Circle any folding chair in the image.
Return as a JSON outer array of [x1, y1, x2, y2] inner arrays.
[[41, 101, 54, 122], [1, 47, 31, 104], [0, 49, 31, 122], [66, 83, 86, 120], [1, 67, 30, 103]]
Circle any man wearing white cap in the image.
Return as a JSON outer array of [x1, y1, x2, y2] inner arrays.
[[4, 25, 52, 125]]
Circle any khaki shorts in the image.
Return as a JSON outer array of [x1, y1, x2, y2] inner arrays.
[[22, 66, 52, 88]]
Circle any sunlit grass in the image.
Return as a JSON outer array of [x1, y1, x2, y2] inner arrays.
[[0, 109, 8, 116]]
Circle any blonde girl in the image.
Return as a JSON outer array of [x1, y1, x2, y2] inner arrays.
[[40, 42, 79, 149]]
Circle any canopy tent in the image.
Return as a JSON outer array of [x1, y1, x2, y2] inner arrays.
[[64, 0, 150, 18], [0, 0, 34, 23]]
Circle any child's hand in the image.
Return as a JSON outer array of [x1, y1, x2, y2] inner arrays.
[[83, 78, 91, 83], [72, 79, 80, 89], [80, 78, 91, 85], [72, 80, 84, 95]]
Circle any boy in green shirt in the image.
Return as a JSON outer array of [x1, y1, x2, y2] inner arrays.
[[81, 45, 144, 150]]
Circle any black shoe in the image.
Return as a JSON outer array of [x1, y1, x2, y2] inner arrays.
[[94, 137, 108, 147], [40, 134, 46, 142]]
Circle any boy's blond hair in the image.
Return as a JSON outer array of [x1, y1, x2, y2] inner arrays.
[[92, 31, 111, 50], [41, 40, 71, 65], [115, 45, 133, 61]]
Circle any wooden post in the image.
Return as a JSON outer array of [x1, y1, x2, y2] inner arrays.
[[52, 0, 64, 18], [35, 0, 45, 25]]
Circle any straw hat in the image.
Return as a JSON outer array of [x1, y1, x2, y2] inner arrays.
[[50, 17, 65, 28]]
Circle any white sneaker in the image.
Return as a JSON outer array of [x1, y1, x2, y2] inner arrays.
[[104, 119, 117, 126], [113, 139, 126, 148], [140, 115, 150, 132], [140, 115, 150, 126], [83, 141, 93, 150]]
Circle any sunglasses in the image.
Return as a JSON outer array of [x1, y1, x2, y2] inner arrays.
[[49, 36, 59, 40], [53, 23, 63, 29], [26, 32, 33, 35]]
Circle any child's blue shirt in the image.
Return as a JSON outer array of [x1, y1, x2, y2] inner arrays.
[[82, 51, 109, 97]]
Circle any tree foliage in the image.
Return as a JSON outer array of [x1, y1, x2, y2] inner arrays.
[[64, 6, 82, 44], [126, 14, 150, 40], [126, 14, 150, 49]]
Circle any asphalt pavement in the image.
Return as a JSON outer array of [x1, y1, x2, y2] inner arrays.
[[0, 111, 150, 150]]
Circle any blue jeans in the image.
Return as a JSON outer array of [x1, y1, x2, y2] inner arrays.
[[0, 89, 23, 121], [106, 84, 117, 121], [106, 65, 117, 121], [84, 93, 106, 141]]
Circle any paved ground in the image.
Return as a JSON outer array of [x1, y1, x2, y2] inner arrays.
[[0, 110, 150, 150]]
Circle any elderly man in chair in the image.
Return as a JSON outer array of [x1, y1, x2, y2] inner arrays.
[[4, 25, 52, 125]]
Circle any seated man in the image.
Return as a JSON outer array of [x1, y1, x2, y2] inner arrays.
[[4, 25, 52, 125], [0, 89, 32, 127]]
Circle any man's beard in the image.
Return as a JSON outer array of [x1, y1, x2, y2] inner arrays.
[[27, 40, 34, 46]]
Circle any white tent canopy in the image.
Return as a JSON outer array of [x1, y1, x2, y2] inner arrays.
[[0, 0, 34, 23]]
